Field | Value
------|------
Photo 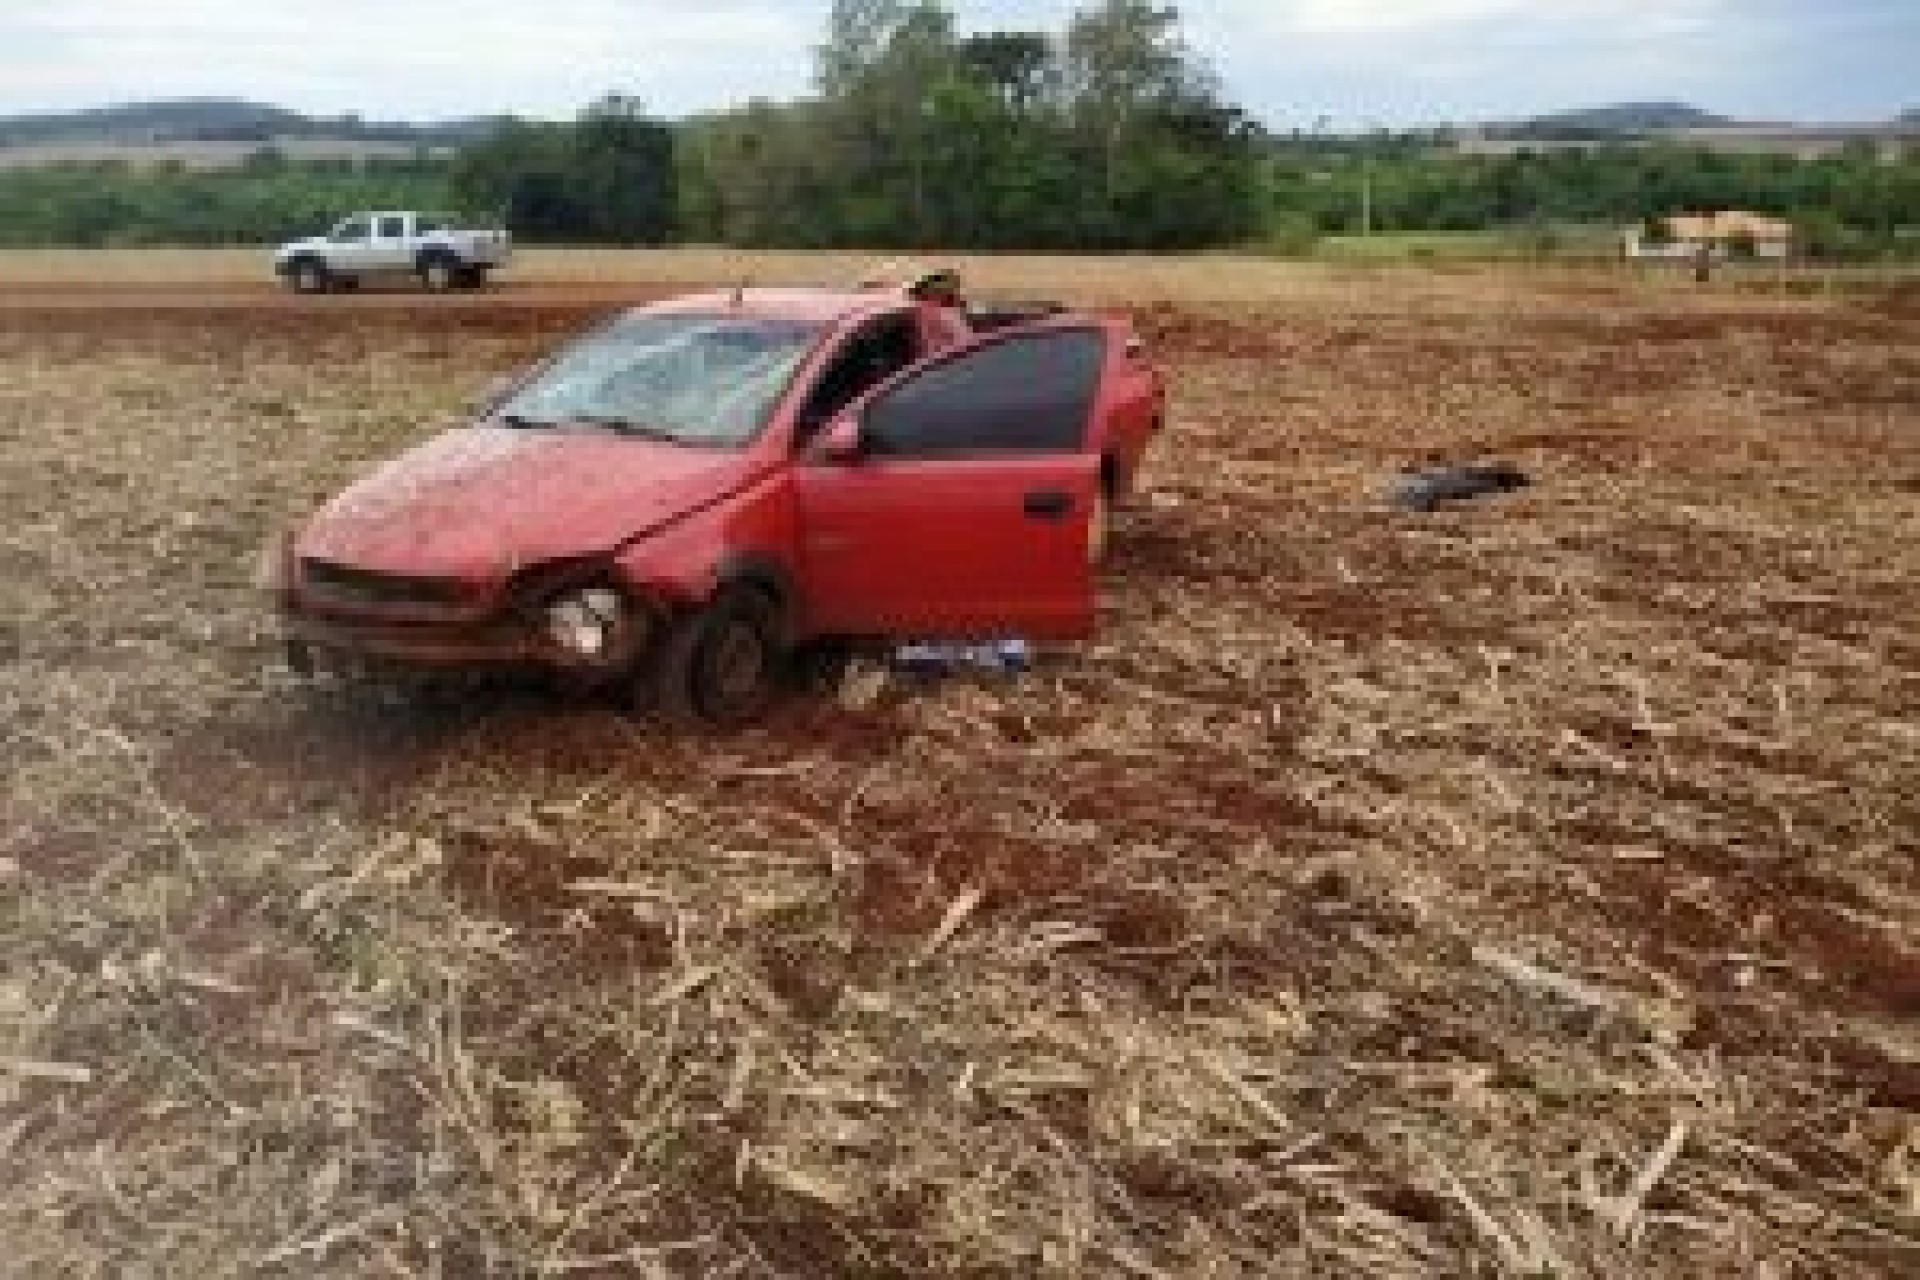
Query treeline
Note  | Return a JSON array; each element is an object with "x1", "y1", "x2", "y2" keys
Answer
[
  {"x1": 0, "y1": 0, "x2": 1913, "y2": 257},
  {"x1": 0, "y1": 153, "x2": 453, "y2": 248},
  {"x1": 448, "y1": 0, "x2": 1264, "y2": 251},
  {"x1": 670, "y1": 0, "x2": 1263, "y2": 250},
  {"x1": 1270, "y1": 141, "x2": 1920, "y2": 258},
  {"x1": 0, "y1": 1, "x2": 1261, "y2": 253}
]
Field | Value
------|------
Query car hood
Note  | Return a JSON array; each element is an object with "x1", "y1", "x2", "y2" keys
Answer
[{"x1": 296, "y1": 426, "x2": 754, "y2": 578}]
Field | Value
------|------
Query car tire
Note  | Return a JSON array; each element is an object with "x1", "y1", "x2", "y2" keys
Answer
[
  {"x1": 289, "y1": 259, "x2": 331, "y2": 294},
  {"x1": 649, "y1": 587, "x2": 783, "y2": 728},
  {"x1": 419, "y1": 256, "x2": 461, "y2": 293},
  {"x1": 458, "y1": 266, "x2": 489, "y2": 291},
  {"x1": 785, "y1": 637, "x2": 856, "y2": 694}
]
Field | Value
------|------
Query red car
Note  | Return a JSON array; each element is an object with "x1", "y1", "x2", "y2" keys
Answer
[{"x1": 268, "y1": 284, "x2": 1164, "y2": 724}]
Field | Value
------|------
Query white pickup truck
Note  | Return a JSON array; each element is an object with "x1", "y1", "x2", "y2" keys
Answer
[{"x1": 273, "y1": 211, "x2": 512, "y2": 293}]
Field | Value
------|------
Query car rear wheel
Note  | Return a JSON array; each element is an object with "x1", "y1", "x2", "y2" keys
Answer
[
  {"x1": 420, "y1": 256, "x2": 461, "y2": 292},
  {"x1": 289, "y1": 260, "x2": 331, "y2": 294},
  {"x1": 649, "y1": 587, "x2": 783, "y2": 727}
]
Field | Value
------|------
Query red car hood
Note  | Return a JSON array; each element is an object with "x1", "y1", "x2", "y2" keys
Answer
[{"x1": 297, "y1": 426, "x2": 753, "y2": 577}]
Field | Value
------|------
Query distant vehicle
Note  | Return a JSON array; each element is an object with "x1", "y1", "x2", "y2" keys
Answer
[
  {"x1": 272, "y1": 211, "x2": 511, "y2": 293},
  {"x1": 265, "y1": 277, "x2": 1166, "y2": 725}
]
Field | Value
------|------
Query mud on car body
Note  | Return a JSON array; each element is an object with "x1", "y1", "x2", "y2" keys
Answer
[{"x1": 266, "y1": 280, "x2": 1165, "y2": 725}]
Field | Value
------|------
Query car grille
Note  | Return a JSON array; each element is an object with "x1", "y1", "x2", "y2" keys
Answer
[{"x1": 300, "y1": 559, "x2": 469, "y2": 611}]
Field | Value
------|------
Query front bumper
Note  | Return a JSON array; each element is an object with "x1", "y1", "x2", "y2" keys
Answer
[
  {"x1": 283, "y1": 610, "x2": 540, "y2": 669},
  {"x1": 278, "y1": 596, "x2": 653, "y2": 684}
]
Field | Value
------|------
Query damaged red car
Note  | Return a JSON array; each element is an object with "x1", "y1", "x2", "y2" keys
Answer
[{"x1": 266, "y1": 283, "x2": 1164, "y2": 724}]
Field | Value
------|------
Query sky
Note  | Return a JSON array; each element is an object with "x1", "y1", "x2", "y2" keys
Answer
[{"x1": 0, "y1": 1, "x2": 1912, "y2": 129}]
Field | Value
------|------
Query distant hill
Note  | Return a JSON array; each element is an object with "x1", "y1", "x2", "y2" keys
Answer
[
  {"x1": 0, "y1": 98, "x2": 507, "y2": 149},
  {"x1": 1493, "y1": 102, "x2": 1744, "y2": 140}
]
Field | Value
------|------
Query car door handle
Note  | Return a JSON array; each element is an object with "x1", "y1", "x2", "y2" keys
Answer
[{"x1": 1023, "y1": 490, "x2": 1074, "y2": 520}]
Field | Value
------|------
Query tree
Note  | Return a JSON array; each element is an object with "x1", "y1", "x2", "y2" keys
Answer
[
  {"x1": 451, "y1": 119, "x2": 575, "y2": 236},
  {"x1": 1063, "y1": 1, "x2": 1188, "y2": 197},
  {"x1": 449, "y1": 99, "x2": 676, "y2": 244},
  {"x1": 817, "y1": 0, "x2": 909, "y2": 98},
  {"x1": 959, "y1": 31, "x2": 1054, "y2": 109},
  {"x1": 572, "y1": 94, "x2": 676, "y2": 244}
]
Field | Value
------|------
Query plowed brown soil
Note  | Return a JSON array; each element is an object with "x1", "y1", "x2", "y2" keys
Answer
[{"x1": 2, "y1": 261, "x2": 1915, "y2": 1276}]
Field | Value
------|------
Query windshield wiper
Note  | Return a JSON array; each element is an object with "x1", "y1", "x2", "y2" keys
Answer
[
  {"x1": 568, "y1": 415, "x2": 683, "y2": 443},
  {"x1": 497, "y1": 412, "x2": 556, "y2": 430}
]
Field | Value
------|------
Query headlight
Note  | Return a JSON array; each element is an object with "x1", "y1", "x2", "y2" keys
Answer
[{"x1": 544, "y1": 588, "x2": 627, "y2": 659}]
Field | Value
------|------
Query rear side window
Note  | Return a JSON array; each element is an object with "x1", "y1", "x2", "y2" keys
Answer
[
  {"x1": 376, "y1": 215, "x2": 407, "y2": 238},
  {"x1": 864, "y1": 329, "x2": 1105, "y2": 458}
]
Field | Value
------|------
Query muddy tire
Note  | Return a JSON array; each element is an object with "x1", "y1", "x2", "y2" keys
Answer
[
  {"x1": 649, "y1": 587, "x2": 783, "y2": 728},
  {"x1": 785, "y1": 638, "x2": 856, "y2": 694}
]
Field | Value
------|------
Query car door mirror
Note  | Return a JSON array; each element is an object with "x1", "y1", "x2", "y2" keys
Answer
[{"x1": 815, "y1": 414, "x2": 865, "y2": 463}]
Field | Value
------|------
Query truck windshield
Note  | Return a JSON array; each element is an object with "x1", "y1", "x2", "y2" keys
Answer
[{"x1": 495, "y1": 312, "x2": 819, "y2": 447}]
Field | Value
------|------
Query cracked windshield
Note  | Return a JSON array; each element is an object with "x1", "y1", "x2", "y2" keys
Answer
[{"x1": 497, "y1": 312, "x2": 819, "y2": 445}]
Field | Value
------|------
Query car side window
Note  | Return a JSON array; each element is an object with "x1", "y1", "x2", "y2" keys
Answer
[
  {"x1": 332, "y1": 217, "x2": 371, "y2": 242},
  {"x1": 863, "y1": 329, "x2": 1105, "y2": 458},
  {"x1": 376, "y1": 215, "x2": 408, "y2": 239},
  {"x1": 796, "y1": 313, "x2": 921, "y2": 440}
]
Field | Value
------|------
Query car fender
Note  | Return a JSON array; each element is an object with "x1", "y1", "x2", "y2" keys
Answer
[{"x1": 610, "y1": 468, "x2": 800, "y2": 623}]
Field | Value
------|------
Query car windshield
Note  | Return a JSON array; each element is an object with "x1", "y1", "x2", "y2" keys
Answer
[{"x1": 495, "y1": 312, "x2": 819, "y2": 447}]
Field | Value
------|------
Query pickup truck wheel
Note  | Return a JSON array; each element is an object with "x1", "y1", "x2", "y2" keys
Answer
[
  {"x1": 419, "y1": 256, "x2": 461, "y2": 293},
  {"x1": 457, "y1": 266, "x2": 489, "y2": 290},
  {"x1": 650, "y1": 587, "x2": 783, "y2": 728},
  {"x1": 288, "y1": 260, "x2": 331, "y2": 294}
]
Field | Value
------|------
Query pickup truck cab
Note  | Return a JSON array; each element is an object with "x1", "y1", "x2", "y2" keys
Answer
[
  {"x1": 273, "y1": 211, "x2": 511, "y2": 293},
  {"x1": 268, "y1": 283, "x2": 1165, "y2": 724}
]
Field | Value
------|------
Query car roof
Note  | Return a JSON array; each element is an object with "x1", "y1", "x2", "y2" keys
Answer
[{"x1": 635, "y1": 288, "x2": 903, "y2": 328}]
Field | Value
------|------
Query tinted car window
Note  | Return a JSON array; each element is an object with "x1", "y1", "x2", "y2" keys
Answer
[
  {"x1": 798, "y1": 313, "x2": 920, "y2": 435},
  {"x1": 376, "y1": 215, "x2": 407, "y2": 238},
  {"x1": 864, "y1": 329, "x2": 1104, "y2": 458}
]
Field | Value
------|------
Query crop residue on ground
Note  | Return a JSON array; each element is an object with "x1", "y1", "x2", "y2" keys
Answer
[{"x1": 1, "y1": 261, "x2": 1916, "y2": 1276}]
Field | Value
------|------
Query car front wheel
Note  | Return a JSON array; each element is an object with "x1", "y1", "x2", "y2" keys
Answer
[{"x1": 648, "y1": 587, "x2": 782, "y2": 727}]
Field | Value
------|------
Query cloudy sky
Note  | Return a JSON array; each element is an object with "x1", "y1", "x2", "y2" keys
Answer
[{"x1": 1, "y1": 1, "x2": 1912, "y2": 127}]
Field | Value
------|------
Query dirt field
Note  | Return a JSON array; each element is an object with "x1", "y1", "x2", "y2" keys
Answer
[{"x1": 1, "y1": 255, "x2": 1916, "y2": 1276}]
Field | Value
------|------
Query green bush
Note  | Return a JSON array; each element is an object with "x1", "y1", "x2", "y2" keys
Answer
[{"x1": 1258, "y1": 213, "x2": 1322, "y2": 257}]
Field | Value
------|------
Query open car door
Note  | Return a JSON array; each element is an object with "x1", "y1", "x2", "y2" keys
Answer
[{"x1": 793, "y1": 327, "x2": 1106, "y2": 642}]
